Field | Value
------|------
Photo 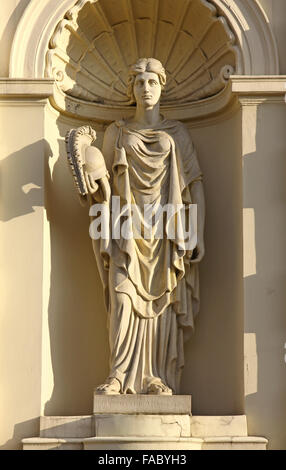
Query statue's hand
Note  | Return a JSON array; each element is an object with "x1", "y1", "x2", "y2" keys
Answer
[
  {"x1": 86, "y1": 173, "x2": 111, "y2": 202},
  {"x1": 98, "y1": 176, "x2": 111, "y2": 201},
  {"x1": 190, "y1": 238, "x2": 205, "y2": 264},
  {"x1": 84, "y1": 145, "x2": 110, "y2": 200}
]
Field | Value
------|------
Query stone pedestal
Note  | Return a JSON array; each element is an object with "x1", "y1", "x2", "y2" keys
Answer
[
  {"x1": 87, "y1": 394, "x2": 197, "y2": 450},
  {"x1": 93, "y1": 394, "x2": 192, "y2": 414},
  {"x1": 22, "y1": 394, "x2": 268, "y2": 450}
]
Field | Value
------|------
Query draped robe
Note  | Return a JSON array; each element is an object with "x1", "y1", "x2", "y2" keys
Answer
[{"x1": 90, "y1": 118, "x2": 203, "y2": 394}]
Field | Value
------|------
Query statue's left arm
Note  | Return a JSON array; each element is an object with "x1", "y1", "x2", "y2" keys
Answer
[{"x1": 175, "y1": 121, "x2": 205, "y2": 263}]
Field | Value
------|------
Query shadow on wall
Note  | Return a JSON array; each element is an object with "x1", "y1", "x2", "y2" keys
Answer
[
  {"x1": 0, "y1": 140, "x2": 50, "y2": 222},
  {"x1": 180, "y1": 112, "x2": 244, "y2": 416},
  {"x1": 243, "y1": 103, "x2": 286, "y2": 450},
  {"x1": 43, "y1": 116, "x2": 109, "y2": 416},
  {"x1": 0, "y1": 140, "x2": 50, "y2": 450},
  {"x1": 0, "y1": 134, "x2": 108, "y2": 447},
  {"x1": 0, "y1": 418, "x2": 40, "y2": 450}
]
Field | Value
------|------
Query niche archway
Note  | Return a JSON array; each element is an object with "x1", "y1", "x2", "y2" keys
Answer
[{"x1": 10, "y1": 0, "x2": 279, "y2": 122}]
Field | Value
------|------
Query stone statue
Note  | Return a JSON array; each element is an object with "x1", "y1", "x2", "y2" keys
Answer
[{"x1": 66, "y1": 58, "x2": 205, "y2": 396}]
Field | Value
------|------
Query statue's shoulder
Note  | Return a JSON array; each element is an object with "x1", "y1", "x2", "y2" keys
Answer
[
  {"x1": 164, "y1": 119, "x2": 192, "y2": 142},
  {"x1": 103, "y1": 121, "x2": 122, "y2": 143},
  {"x1": 168, "y1": 118, "x2": 188, "y2": 131},
  {"x1": 104, "y1": 119, "x2": 127, "y2": 134}
]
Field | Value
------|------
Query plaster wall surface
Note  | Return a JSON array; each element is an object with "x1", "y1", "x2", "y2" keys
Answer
[
  {"x1": 41, "y1": 107, "x2": 110, "y2": 416},
  {"x1": 181, "y1": 112, "x2": 244, "y2": 416},
  {"x1": 242, "y1": 101, "x2": 286, "y2": 450},
  {"x1": 0, "y1": 101, "x2": 46, "y2": 449}
]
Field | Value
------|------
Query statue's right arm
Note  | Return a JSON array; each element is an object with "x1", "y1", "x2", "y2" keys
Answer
[{"x1": 101, "y1": 122, "x2": 118, "y2": 175}]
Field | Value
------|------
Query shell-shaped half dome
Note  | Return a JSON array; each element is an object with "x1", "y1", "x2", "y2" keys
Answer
[{"x1": 47, "y1": 0, "x2": 239, "y2": 108}]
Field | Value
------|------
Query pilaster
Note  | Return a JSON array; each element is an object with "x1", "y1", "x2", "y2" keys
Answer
[
  {"x1": 0, "y1": 79, "x2": 54, "y2": 448},
  {"x1": 231, "y1": 76, "x2": 286, "y2": 448}
]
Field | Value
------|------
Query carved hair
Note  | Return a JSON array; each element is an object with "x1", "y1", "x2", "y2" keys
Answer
[{"x1": 127, "y1": 58, "x2": 167, "y2": 103}]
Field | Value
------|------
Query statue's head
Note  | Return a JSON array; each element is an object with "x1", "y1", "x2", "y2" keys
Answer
[{"x1": 127, "y1": 58, "x2": 166, "y2": 107}]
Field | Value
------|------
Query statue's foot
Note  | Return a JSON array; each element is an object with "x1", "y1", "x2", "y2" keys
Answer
[
  {"x1": 147, "y1": 379, "x2": 173, "y2": 396},
  {"x1": 95, "y1": 377, "x2": 121, "y2": 395}
]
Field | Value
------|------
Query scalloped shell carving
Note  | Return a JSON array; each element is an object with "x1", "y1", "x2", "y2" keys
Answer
[{"x1": 46, "y1": 0, "x2": 239, "y2": 107}]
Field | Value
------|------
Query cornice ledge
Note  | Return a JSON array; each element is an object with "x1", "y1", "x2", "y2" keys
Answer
[
  {"x1": 0, "y1": 79, "x2": 55, "y2": 98},
  {"x1": 231, "y1": 76, "x2": 286, "y2": 96},
  {"x1": 50, "y1": 80, "x2": 236, "y2": 125}
]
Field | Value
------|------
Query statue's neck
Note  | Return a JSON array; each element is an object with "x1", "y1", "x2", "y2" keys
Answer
[{"x1": 134, "y1": 102, "x2": 161, "y2": 128}]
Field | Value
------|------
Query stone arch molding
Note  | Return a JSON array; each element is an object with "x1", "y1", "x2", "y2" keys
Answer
[{"x1": 10, "y1": 0, "x2": 279, "y2": 122}]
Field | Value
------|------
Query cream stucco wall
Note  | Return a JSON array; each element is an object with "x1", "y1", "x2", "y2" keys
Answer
[
  {"x1": 1, "y1": 0, "x2": 286, "y2": 451},
  {"x1": 41, "y1": 107, "x2": 110, "y2": 416},
  {"x1": 241, "y1": 100, "x2": 286, "y2": 449},
  {"x1": 181, "y1": 112, "x2": 244, "y2": 415},
  {"x1": 0, "y1": 100, "x2": 46, "y2": 449}
]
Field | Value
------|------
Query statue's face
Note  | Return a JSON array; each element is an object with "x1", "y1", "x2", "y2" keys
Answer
[{"x1": 133, "y1": 71, "x2": 162, "y2": 107}]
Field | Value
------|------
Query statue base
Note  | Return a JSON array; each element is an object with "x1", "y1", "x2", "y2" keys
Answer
[
  {"x1": 22, "y1": 394, "x2": 268, "y2": 450},
  {"x1": 93, "y1": 393, "x2": 192, "y2": 414}
]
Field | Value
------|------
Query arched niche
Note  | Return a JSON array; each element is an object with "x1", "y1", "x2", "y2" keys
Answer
[
  {"x1": 9, "y1": 0, "x2": 279, "y2": 123},
  {"x1": 7, "y1": 0, "x2": 267, "y2": 414}
]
